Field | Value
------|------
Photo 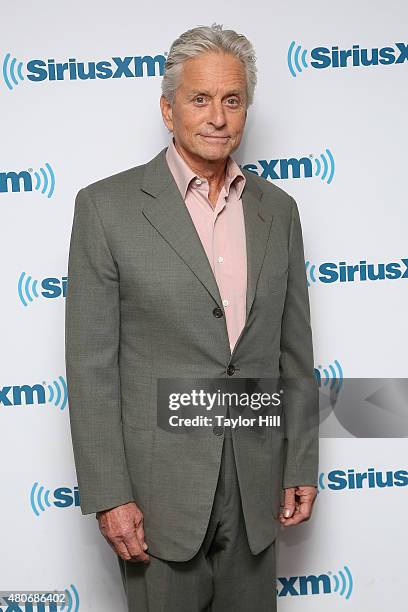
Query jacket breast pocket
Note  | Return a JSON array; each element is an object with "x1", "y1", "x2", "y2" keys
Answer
[
  {"x1": 263, "y1": 268, "x2": 288, "y2": 294},
  {"x1": 257, "y1": 267, "x2": 289, "y2": 298}
]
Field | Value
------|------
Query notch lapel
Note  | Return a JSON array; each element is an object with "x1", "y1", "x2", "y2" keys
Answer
[
  {"x1": 241, "y1": 175, "x2": 274, "y2": 323},
  {"x1": 141, "y1": 148, "x2": 223, "y2": 307}
]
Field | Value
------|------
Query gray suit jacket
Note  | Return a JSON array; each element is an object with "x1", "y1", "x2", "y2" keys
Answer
[{"x1": 65, "y1": 146, "x2": 319, "y2": 562}]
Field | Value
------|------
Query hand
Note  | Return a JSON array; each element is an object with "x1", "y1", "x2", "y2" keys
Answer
[
  {"x1": 278, "y1": 485, "x2": 317, "y2": 527},
  {"x1": 96, "y1": 501, "x2": 150, "y2": 563}
]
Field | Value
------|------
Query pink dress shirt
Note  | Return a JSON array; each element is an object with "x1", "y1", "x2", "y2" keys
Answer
[{"x1": 165, "y1": 138, "x2": 247, "y2": 353}]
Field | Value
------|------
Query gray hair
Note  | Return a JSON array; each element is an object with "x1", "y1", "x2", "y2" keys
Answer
[{"x1": 161, "y1": 23, "x2": 257, "y2": 107}]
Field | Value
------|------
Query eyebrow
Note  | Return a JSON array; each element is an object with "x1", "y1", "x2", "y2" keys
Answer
[{"x1": 188, "y1": 90, "x2": 244, "y2": 98}]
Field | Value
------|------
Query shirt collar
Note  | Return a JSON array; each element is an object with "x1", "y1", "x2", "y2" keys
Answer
[{"x1": 165, "y1": 137, "x2": 246, "y2": 201}]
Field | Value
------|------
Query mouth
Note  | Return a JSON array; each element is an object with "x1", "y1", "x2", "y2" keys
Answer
[{"x1": 199, "y1": 134, "x2": 230, "y2": 143}]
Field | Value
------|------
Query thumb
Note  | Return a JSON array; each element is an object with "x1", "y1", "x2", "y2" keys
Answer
[
  {"x1": 283, "y1": 487, "x2": 296, "y2": 518},
  {"x1": 135, "y1": 517, "x2": 148, "y2": 550}
]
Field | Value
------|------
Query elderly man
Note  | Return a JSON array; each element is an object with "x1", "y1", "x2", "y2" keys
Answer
[{"x1": 65, "y1": 23, "x2": 319, "y2": 612}]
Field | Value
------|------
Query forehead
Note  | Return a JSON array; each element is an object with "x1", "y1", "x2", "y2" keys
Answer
[{"x1": 179, "y1": 52, "x2": 246, "y2": 93}]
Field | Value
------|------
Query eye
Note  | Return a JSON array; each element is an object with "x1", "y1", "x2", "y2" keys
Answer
[
  {"x1": 193, "y1": 95, "x2": 207, "y2": 105},
  {"x1": 225, "y1": 97, "x2": 241, "y2": 107}
]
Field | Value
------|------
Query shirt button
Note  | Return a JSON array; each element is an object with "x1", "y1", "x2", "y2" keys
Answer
[
  {"x1": 195, "y1": 178, "x2": 202, "y2": 186},
  {"x1": 217, "y1": 256, "x2": 224, "y2": 263},
  {"x1": 222, "y1": 299, "x2": 229, "y2": 307}
]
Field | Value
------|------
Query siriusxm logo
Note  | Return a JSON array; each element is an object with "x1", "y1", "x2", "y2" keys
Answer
[
  {"x1": 0, "y1": 584, "x2": 79, "y2": 612},
  {"x1": 306, "y1": 258, "x2": 408, "y2": 285},
  {"x1": 18, "y1": 272, "x2": 67, "y2": 306},
  {"x1": 0, "y1": 375, "x2": 67, "y2": 410},
  {"x1": 242, "y1": 149, "x2": 335, "y2": 184},
  {"x1": 288, "y1": 40, "x2": 408, "y2": 76},
  {"x1": 278, "y1": 564, "x2": 353, "y2": 599},
  {"x1": 2, "y1": 52, "x2": 165, "y2": 90},
  {"x1": 30, "y1": 482, "x2": 80, "y2": 516},
  {"x1": 319, "y1": 468, "x2": 408, "y2": 491},
  {"x1": 0, "y1": 164, "x2": 55, "y2": 198}
]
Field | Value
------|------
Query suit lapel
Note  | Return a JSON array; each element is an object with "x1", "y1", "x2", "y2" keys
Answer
[
  {"x1": 140, "y1": 147, "x2": 274, "y2": 351},
  {"x1": 141, "y1": 148, "x2": 224, "y2": 307},
  {"x1": 241, "y1": 178, "x2": 274, "y2": 322}
]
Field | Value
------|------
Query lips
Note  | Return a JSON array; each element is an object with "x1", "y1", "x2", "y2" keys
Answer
[{"x1": 200, "y1": 134, "x2": 230, "y2": 140}]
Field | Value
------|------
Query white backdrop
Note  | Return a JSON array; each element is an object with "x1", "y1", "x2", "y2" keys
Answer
[{"x1": 1, "y1": 1, "x2": 407, "y2": 610}]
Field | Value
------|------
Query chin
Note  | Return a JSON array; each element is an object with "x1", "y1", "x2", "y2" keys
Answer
[{"x1": 197, "y1": 145, "x2": 231, "y2": 161}]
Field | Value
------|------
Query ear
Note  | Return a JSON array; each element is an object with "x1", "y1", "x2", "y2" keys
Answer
[{"x1": 160, "y1": 95, "x2": 173, "y2": 131}]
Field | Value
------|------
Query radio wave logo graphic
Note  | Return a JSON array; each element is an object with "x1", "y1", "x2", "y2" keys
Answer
[
  {"x1": 18, "y1": 271, "x2": 40, "y2": 306},
  {"x1": 60, "y1": 584, "x2": 80, "y2": 612},
  {"x1": 47, "y1": 375, "x2": 68, "y2": 410},
  {"x1": 2, "y1": 52, "x2": 25, "y2": 90},
  {"x1": 288, "y1": 41, "x2": 309, "y2": 77},
  {"x1": 318, "y1": 471, "x2": 326, "y2": 491},
  {"x1": 314, "y1": 359, "x2": 343, "y2": 392},
  {"x1": 32, "y1": 162, "x2": 56, "y2": 198},
  {"x1": 327, "y1": 565, "x2": 353, "y2": 599},
  {"x1": 305, "y1": 260, "x2": 317, "y2": 286},
  {"x1": 313, "y1": 149, "x2": 335, "y2": 184},
  {"x1": 30, "y1": 481, "x2": 52, "y2": 516}
]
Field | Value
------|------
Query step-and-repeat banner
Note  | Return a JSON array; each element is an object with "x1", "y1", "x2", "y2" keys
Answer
[{"x1": 2, "y1": 1, "x2": 407, "y2": 610}]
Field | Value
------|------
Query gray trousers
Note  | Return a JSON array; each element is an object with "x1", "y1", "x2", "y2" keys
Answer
[{"x1": 118, "y1": 432, "x2": 277, "y2": 611}]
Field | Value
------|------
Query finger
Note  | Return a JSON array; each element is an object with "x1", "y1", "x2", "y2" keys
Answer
[
  {"x1": 113, "y1": 535, "x2": 150, "y2": 563},
  {"x1": 297, "y1": 487, "x2": 318, "y2": 506},
  {"x1": 121, "y1": 531, "x2": 150, "y2": 563},
  {"x1": 112, "y1": 539, "x2": 135, "y2": 561},
  {"x1": 281, "y1": 488, "x2": 296, "y2": 518},
  {"x1": 298, "y1": 497, "x2": 314, "y2": 518},
  {"x1": 280, "y1": 502, "x2": 313, "y2": 526},
  {"x1": 135, "y1": 521, "x2": 148, "y2": 551}
]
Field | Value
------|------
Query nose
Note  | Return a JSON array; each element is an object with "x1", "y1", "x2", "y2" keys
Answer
[{"x1": 207, "y1": 99, "x2": 227, "y2": 129}]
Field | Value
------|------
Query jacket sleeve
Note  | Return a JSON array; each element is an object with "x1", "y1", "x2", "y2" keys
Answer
[
  {"x1": 279, "y1": 197, "x2": 319, "y2": 488},
  {"x1": 65, "y1": 187, "x2": 135, "y2": 514}
]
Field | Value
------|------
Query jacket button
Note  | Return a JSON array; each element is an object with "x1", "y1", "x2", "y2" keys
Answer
[
  {"x1": 213, "y1": 425, "x2": 224, "y2": 436},
  {"x1": 226, "y1": 365, "x2": 236, "y2": 376},
  {"x1": 213, "y1": 307, "x2": 223, "y2": 318}
]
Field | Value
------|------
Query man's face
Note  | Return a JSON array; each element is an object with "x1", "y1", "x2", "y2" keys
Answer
[{"x1": 160, "y1": 51, "x2": 248, "y2": 164}]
